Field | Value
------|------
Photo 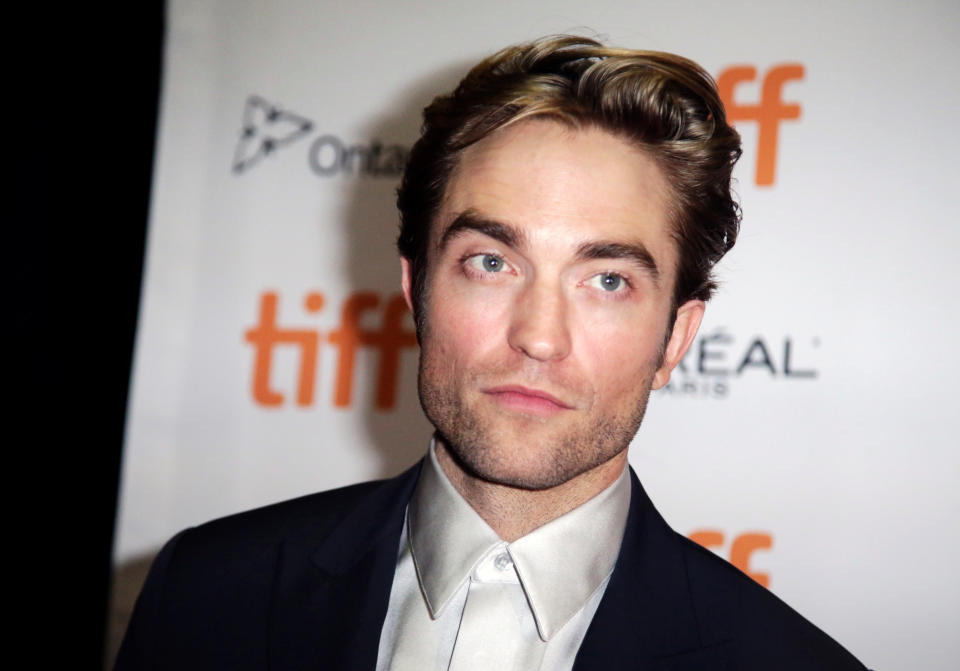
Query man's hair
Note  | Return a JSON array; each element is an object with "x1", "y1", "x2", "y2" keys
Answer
[{"x1": 397, "y1": 35, "x2": 742, "y2": 325}]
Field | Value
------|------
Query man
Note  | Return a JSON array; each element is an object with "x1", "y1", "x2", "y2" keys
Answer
[{"x1": 117, "y1": 36, "x2": 868, "y2": 670}]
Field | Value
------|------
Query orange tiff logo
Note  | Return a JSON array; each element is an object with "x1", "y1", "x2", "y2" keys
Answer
[
  {"x1": 717, "y1": 64, "x2": 804, "y2": 186},
  {"x1": 689, "y1": 529, "x2": 773, "y2": 587},
  {"x1": 245, "y1": 290, "x2": 417, "y2": 410}
]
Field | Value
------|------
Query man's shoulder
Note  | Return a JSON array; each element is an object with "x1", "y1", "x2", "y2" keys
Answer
[
  {"x1": 116, "y1": 464, "x2": 421, "y2": 669},
  {"x1": 150, "y1": 462, "x2": 421, "y2": 589},
  {"x1": 673, "y1": 532, "x2": 867, "y2": 669}
]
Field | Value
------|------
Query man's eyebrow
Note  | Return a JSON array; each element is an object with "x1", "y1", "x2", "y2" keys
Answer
[
  {"x1": 438, "y1": 212, "x2": 660, "y2": 284},
  {"x1": 576, "y1": 241, "x2": 661, "y2": 285},
  {"x1": 437, "y1": 210, "x2": 526, "y2": 251}
]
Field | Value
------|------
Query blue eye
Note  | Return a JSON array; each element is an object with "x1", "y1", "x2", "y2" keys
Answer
[
  {"x1": 482, "y1": 255, "x2": 502, "y2": 272},
  {"x1": 586, "y1": 272, "x2": 627, "y2": 292},
  {"x1": 466, "y1": 254, "x2": 508, "y2": 274},
  {"x1": 600, "y1": 274, "x2": 621, "y2": 291}
]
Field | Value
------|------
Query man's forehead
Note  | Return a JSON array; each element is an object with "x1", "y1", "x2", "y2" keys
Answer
[
  {"x1": 434, "y1": 120, "x2": 674, "y2": 240},
  {"x1": 419, "y1": 120, "x2": 683, "y2": 303}
]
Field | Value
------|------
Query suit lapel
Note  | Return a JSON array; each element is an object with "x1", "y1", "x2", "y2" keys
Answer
[
  {"x1": 269, "y1": 462, "x2": 422, "y2": 671},
  {"x1": 573, "y1": 468, "x2": 732, "y2": 670},
  {"x1": 264, "y1": 462, "x2": 733, "y2": 670}
]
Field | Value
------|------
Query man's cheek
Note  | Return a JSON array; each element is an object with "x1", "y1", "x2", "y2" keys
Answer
[
  {"x1": 423, "y1": 324, "x2": 480, "y2": 375},
  {"x1": 443, "y1": 298, "x2": 509, "y2": 348},
  {"x1": 580, "y1": 325, "x2": 643, "y2": 364}
]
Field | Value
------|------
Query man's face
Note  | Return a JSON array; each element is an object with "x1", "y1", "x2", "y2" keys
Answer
[{"x1": 403, "y1": 119, "x2": 702, "y2": 490}]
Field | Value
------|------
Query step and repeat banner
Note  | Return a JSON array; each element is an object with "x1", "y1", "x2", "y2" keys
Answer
[{"x1": 115, "y1": 1, "x2": 959, "y2": 667}]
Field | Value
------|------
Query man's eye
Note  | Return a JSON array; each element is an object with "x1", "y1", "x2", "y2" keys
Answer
[
  {"x1": 466, "y1": 254, "x2": 507, "y2": 273},
  {"x1": 586, "y1": 272, "x2": 627, "y2": 292}
]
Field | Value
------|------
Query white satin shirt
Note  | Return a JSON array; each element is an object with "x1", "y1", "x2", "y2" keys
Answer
[{"x1": 375, "y1": 442, "x2": 631, "y2": 671}]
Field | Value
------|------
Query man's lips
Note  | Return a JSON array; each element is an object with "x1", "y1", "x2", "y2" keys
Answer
[{"x1": 481, "y1": 385, "x2": 574, "y2": 416}]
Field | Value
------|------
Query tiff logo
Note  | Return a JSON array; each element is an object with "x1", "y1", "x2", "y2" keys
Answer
[
  {"x1": 689, "y1": 530, "x2": 774, "y2": 587},
  {"x1": 244, "y1": 291, "x2": 417, "y2": 410},
  {"x1": 717, "y1": 64, "x2": 805, "y2": 186}
]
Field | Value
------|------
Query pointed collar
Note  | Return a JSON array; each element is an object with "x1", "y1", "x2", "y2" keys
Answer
[{"x1": 408, "y1": 442, "x2": 631, "y2": 641}]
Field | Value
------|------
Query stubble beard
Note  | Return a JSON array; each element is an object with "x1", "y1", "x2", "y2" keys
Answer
[{"x1": 417, "y1": 351, "x2": 655, "y2": 492}]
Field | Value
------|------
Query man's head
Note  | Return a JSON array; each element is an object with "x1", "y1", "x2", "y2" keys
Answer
[
  {"x1": 396, "y1": 36, "x2": 742, "y2": 491},
  {"x1": 398, "y1": 35, "x2": 742, "y2": 328}
]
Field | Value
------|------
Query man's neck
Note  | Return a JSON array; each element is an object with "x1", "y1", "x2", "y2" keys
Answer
[{"x1": 433, "y1": 440, "x2": 628, "y2": 542}]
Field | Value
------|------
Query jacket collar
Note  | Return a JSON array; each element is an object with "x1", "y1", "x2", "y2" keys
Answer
[
  {"x1": 309, "y1": 462, "x2": 422, "y2": 574},
  {"x1": 574, "y1": 467, "x2": 733, "y2": 670},
  {"x1": 269, "y1": 462, "x2": 422, "y2": 671}
]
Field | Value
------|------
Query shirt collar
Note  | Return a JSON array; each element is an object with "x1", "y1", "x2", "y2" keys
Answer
[{"x1": 408, "y1": 440, "x2": 631, "y2": 641}]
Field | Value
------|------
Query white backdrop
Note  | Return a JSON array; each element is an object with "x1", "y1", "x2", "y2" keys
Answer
[{"x1": 115, "y1": 1, "x2": 960, "y2": 668}]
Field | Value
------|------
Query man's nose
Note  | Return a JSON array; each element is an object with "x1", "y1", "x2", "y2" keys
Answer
[{"x1": 506, "y1": 282, "x2": 572, "y2": 362}]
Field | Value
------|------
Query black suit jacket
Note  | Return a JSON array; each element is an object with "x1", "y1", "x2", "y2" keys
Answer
[{"x1": 116, "y1": 462, "x2": 868, "y2": 670}]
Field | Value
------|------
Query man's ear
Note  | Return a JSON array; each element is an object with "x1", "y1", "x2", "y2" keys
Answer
[
  {"x1": 652, "y1": 299, "x2": 704, "y2": 390},
  {"x1": 400, "y1": 257, "x2": 415, "y2": 313}
]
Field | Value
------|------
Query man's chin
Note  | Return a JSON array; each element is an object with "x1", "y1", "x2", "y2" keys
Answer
[
  {"x1": 459, "y1": 461, "x2": 582, "y2": 492},
  {"x1": 439, "y1": 433, "x2": 617, "y2": 492}
]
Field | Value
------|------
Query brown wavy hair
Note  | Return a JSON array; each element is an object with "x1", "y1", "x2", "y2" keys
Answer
[{"x1": 397, "y1": 35, "x2": 742, "y2": 326}]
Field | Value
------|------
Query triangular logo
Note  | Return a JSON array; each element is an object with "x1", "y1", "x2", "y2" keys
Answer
[{"x1": 232, "y1": 95, "x2": 314, "y2": 173}]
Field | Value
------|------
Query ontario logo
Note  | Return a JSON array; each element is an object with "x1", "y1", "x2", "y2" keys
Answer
[
  {"x1": 231, "y1": 95, "x2": 409, "y2": 177},
  {"x1": 232, "y1": 96, "x2": 314, "y2": 173}
]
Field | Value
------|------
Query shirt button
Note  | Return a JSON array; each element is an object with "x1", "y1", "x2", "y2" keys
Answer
[{"x1": 494, "y1": 552, "x2": 512, "y2": 570}]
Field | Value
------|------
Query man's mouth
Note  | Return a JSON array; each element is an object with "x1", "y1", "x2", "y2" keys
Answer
[{"x1": 481, "y1": 385, "x2": 574, "y2": 417}]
